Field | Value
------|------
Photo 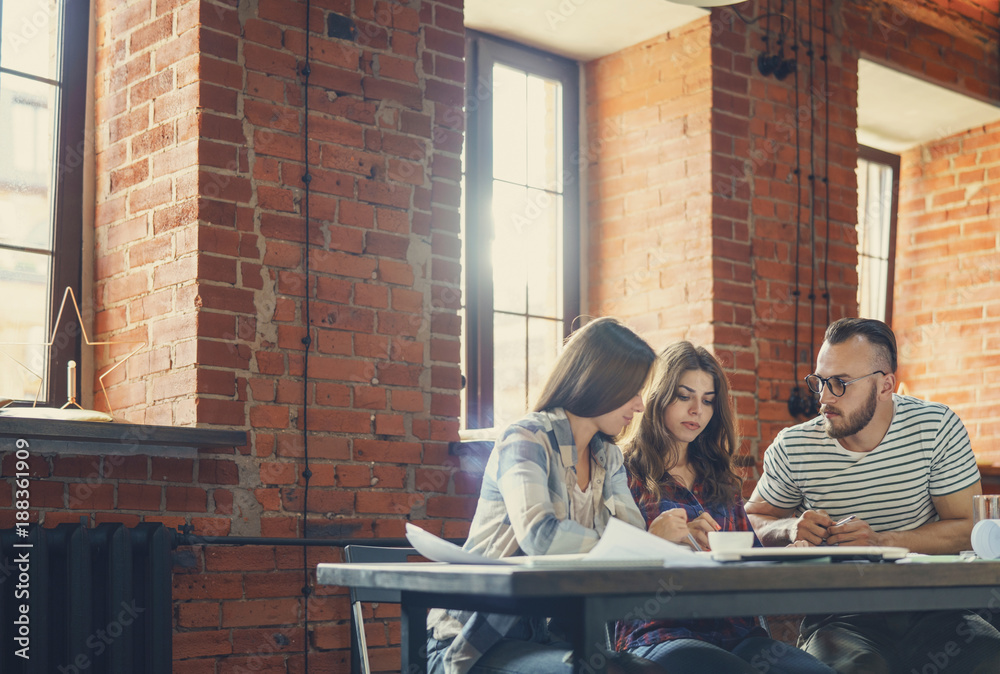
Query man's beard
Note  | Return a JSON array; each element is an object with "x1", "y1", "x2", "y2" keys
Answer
[{"x1": 823, "y1": 382, "x2": 878, "y2": 439}]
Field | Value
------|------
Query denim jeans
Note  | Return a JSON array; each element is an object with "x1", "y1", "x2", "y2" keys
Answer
[
  {"x1": 427, "y1": 625, "x2": 662, "y2": 674},
  {"x1": 427, "y1": 635, "x2": 576, "y2": 674}
]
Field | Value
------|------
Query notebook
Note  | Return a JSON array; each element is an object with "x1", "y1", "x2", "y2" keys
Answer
[{"x1": 709, "y1": 545, "x2": 909, "y2": 563}]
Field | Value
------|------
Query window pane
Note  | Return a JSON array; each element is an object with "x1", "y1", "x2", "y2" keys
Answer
[
  {"x1": 494, "y1": 312, "x2": 527, "y2": 428},
  {"x1": 463, "y1": 33, "x2": 579, "y2": 430},
  {"x1": 1, "y1": 0, "x2": 61, "y2": 81},
  {"x1": 527, "y1": 317, "x2": 561, "y2": 410},
  {"x1": 0, "y1": 73, "x2": 57, "y2": 250},
  {"x1": 526, "y1": 75, "x2": 561, "y2": 191},
  {"x1": 492, "y1": 181, "x2": 528, "y2": 314},
  {"x1": 492, "y1": 64, "x2": 527, "y2": 185},
  {"x1": 856, "y1": 158, "x2": 893, "y2": 322},
  {"x1": 0, "y1": 248, "x2": 51, "y2": 399},
  {"x1": 524, "y1": 188, "x2": 562, "y2": 318}
]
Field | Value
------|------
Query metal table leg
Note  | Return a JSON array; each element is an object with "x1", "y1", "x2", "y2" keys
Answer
[{"x1": 401, "y1": 592, "x2": 429, "y2": 674}]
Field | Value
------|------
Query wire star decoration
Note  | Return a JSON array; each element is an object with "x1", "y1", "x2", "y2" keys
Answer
[{"x1": 0, "y1": 286, "x2": 145, "y2": 418}]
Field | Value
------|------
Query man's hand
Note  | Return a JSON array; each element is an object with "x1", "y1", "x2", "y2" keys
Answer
[
  {"x1": 648, "y1": 508, "x2": 689, "y2": 544},
  {"x1": 792, "y1": 509, "x2": 835, "y2": 545},
  {"x1": 826, "y1": 517, "x2": 880, "y2": 546}
]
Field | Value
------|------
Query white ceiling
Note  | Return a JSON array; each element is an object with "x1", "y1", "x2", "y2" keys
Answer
[
  {"x1": 463, "y1": 0, "x2": 707, "y2": 61},
  {"x1": 465, "y1": 1, "x2": 1000, "y2": 155},
  {"x1": 857, "y1": 59, "x2": 1000, "y2": 153}
]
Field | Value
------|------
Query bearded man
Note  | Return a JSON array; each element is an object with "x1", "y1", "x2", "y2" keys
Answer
[{"x1": 746, "y1": 317, "x2": 1000, "y2": 673}]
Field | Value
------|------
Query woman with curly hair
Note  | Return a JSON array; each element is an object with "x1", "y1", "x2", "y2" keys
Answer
[{"x1": 617, "y1": 342, "x2": 833, "y2": 674}]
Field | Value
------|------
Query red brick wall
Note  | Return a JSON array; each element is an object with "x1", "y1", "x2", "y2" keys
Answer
[
  {"x1": 585, "y1": 18, "x2": 715, "y2": 348},
  {"x1": 710, "y1": 2, "x2": 863, "y2": 471},
  {"x1": 60, "y1": 0, "x2": 469, "y2": 670},
  {"x1": 8, "y1": 0, "x2": 1000, "y2": 671},
  {"x1": 93, "y1": 0, "x2": 202, "y2": 424},
  {"x1": 584, "y1": 0, "x2": 1000, "y2": 482},
  {"x1": 717, "y1": 0, "x2": 999, "y2": 474},
  {"x1": 895, "y1": 122, "x2": 1000, "y2": 460},
  {"x1": 717, "y1": 0, "x2": 1000, "y2": 472}
]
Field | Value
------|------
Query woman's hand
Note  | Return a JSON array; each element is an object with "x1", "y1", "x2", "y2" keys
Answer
[
  {"x1": 688, "y1": 511, "x2": 720, "y2": 550},
  {"x1": 648, "y1": 508, "x2": 689, "y2": 544}
]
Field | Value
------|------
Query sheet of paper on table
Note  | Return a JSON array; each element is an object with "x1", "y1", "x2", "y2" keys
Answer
[
  {"x1": 587, "y1": 517, "x2": 716, "y2": 566},
  {"x1": 405, "y1": 523, "x2": 519, "y2": 565},
  {"x1": 404, "y1": 520, "x2": 718, "y2": 567}
]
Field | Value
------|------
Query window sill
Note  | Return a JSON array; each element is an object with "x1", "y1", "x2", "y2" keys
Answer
[{"x1": 0, "y1": 417, "x2": 246, "y2": 456}]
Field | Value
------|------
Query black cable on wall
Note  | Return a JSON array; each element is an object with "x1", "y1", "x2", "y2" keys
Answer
[
  {"x1": 299, "y1": 0, "x2": 315, "y2": 669},
  {"x1": 807, "y1": 0, "x2": 817, "y2": 372},
  {"x1": 789, "y1": 0, "x2": 804, "y2": 414},
  {"x1": 821, "y1": 0, "x2": 832, "y2": 326}
]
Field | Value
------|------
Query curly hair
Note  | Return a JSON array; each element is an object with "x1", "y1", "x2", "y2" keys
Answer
[{"x1": 622, "y1": 342, "x2": 741, "y2": 506}]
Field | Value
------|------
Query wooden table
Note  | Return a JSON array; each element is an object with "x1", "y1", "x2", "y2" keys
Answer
[{"x1": 317, "y1": 560, "x2": 1000, "y2": 673}]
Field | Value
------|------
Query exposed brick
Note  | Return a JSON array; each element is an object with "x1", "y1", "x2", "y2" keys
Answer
[
  {"x1": 166, "y1": 486, "x2": 207, "y2": 512},
  {"x1": 118, "y1": 484, "x2": 162, "y2": 511}
]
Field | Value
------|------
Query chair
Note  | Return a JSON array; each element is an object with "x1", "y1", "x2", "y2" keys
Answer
[{"x1": 344, "y1": 545, "x2": 417, "y2": 674}]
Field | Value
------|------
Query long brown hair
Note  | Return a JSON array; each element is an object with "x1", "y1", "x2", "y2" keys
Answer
[
  {"x1": 533, "y1": 317, "x2": 655, "y2": 420},
  {"x1": 623, "y1": 342, "x2": 741, "y2": 505}
]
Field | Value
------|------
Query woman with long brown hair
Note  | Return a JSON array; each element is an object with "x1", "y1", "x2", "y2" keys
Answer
[
  {"x1": 617, "y1": 342, "x2": 834, "y2": 674},
  {"x1": 425, "y1": 317, "x2": 673, "y2": 674}
]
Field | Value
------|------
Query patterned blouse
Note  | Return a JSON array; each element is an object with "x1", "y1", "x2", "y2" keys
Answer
[
  {"x1": 615, "y1": 475, "x2": 768, "y2": 652},
  {"x1": 427, "y1": 408, "x2": 647, "y2": 674}
]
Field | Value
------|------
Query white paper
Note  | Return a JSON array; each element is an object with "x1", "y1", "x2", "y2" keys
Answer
[
  {"x1": 405, "y1": 522, "x2": 517, "y2": 565},
  {"x1": 406, "y1": 520, "x2": 717, "y2": 567},
  {"x1": 972, "y1": 519, "x2": 1000, "y2": 559},
  {"x1": 589, "y1": 517, "x2": 718, "y2": 567}
]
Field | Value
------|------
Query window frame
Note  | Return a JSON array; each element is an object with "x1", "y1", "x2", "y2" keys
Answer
[
  {"x1": 463, "y1": 31, "x2": 581, "y2": 430},
  {"x1": 856, "y1": 144, "x2": 899, "y2": 326},
  {"x1": 0, "y1": 0, "x2": 89, "y2": 406}
]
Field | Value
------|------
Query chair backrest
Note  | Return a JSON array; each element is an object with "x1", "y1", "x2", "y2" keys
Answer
[{"x1": 343, "y1": 545, "x2": 417, "y2": 674}]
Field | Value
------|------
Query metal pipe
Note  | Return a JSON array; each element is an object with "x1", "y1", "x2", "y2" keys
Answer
[{"x1": 171, "y1": 533, "x2": 464, "y2": 549}]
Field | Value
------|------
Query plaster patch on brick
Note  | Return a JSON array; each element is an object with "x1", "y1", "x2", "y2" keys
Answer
[
  {"x1": 229, "y1": 486, "x2": 263, "y2": 536},
  {"x1": 255, "y1": 272, "x2": 279, "y2": 346}
]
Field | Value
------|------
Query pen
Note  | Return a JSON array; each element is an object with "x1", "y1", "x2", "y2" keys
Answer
[
  {"x1": 820, "y1": 515, "x2": 856, "y2": 547},
  {"x1": 686, "y1": 533, "x2": 703, "y2": 552}
]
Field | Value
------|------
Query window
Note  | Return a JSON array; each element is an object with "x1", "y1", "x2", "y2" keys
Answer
[
  {"x1": 0, "y1": 0, "x2": 89, "y2": 405},
  {"x1": 855, "y1": 145, "x2": 899, "y2": 324},
  {"x1": 463, "y1": 32, "x2": 580, "y2": 430}
]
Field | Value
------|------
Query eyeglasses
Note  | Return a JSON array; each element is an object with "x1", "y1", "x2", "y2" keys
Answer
[{"x1": 804, "y1": 371, "x2": 885, "y2": 397}]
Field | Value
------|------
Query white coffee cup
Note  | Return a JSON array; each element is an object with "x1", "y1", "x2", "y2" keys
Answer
[{"x1": 707, "y1": 531, "x2": 754, "y2": 551}]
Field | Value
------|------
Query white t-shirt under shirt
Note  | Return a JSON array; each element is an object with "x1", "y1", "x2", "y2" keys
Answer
[
  {"x1": 755, "y1": 394, "x2": 980, "y2": 531},
  {"x1": 570, "y1": 479, "x2": 596, "y2": 530}
]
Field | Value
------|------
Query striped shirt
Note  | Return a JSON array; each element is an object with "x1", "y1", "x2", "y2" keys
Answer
[
  {"x1": 755, "y1": 394, "x2": 980, "y2": 531},
  {"x1": 427, "y1": 407, "x2": 647, "y2": 674}
]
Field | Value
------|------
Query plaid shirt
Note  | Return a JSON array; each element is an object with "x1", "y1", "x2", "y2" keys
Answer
[
  {"x1": 428, "y1": 408, "x2": 647, "y2": 674},
  {"x1": 615, "y1": 476, "x2": 767, "y2": 652}
]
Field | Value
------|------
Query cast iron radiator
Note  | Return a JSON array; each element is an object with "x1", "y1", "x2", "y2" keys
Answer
[{"x1": 0, "y1": 522, "x2": 172, "y2": 674}]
